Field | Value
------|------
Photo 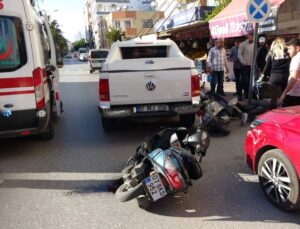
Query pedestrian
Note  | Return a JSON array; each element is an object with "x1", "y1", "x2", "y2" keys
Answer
[
  {"x1": 206, "y1": 38, "x2": 229, "y2": 96},
  {"x1": 256, "y1": 36, "x2": 268, "y2": 76},
  {"x1": 230, "y1": 39, "x2": 242, "y2": 100},
  {"x1": 279, "y1": 38, "x2": 300, "y2": 107},
  {"x1": 262, "y1": 37, "x2": 291, "y2": 93},
  {"x1": 238, "y1": 32, "x2": 254, "y2": 100}
]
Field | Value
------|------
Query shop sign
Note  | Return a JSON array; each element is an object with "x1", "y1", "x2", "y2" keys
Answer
[
  {"x1": 154, "y1": 6, "x2": 214, "y2": 32},
  {"x1": 258, "y1": 8, "x2": 278, "y2": 33},
  {"x1": 209, "y1": 7, "x2": 278, "y2": 38}
]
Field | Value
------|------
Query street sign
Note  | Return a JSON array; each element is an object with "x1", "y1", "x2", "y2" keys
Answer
[{"x1": 246, "y1": 0, "x2": 271, "y2": 23}]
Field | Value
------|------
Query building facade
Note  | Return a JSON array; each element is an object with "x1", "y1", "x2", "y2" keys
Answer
[{"x1": 85, "y1": 0, "x2": 158, "y2": 48}]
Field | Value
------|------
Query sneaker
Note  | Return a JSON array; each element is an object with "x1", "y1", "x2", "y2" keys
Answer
[{"x1": 241, "y1": 112, "x2": 248, "y2": 126}]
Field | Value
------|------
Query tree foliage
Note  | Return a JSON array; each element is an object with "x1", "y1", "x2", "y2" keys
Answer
[
  {"x1": 205, "y1": 0, "x2": 231, "y2": 22},
  {"x1": 105, "y1": 27, "x2": 122, "y2": 44},
  {"x1": 73, "y1": 39, "x2": 87, "y2": 50},
  {"x1": 49, "y1": 19, "x2": 68, "y2": 56}
]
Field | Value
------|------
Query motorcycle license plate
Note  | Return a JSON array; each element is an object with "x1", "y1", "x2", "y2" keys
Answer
[
  {"x1": 134, "y1": 104, "x2": 169, "y2": 113},
  {"x1": 143, "y1": 173, "x2": 167, "y2": 202}
]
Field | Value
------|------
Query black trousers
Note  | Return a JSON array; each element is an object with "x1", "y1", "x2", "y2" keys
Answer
[
  {"x1": 283, "y1": 95, "x2": 300, "y2": 107},
  {"x1": 234, "y1": 68, "x2": 241, "y2": 96},
  {"x1": 241, "y1": 65, "x2": 251, "y2": 98},
  {"x1": 268, "y1": 72, "x2": 289, "y2": 93}
]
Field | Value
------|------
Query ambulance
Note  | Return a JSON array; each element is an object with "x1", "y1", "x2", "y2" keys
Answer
[{"x1": 0, "y1": 0, "x2": 63, "y2": 139}]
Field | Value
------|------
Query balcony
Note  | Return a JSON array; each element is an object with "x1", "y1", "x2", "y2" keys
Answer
[
  {"x1": 125, "y1": 28, "x2": 137, "y2": 36},
  {"x1": 112, "y1": 11, "x2": 137, "y2": 19}
]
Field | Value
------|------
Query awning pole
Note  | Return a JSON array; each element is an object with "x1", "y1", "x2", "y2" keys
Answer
[{"x1": 248, "y1": 22, "x2": 259, "y2": 104}]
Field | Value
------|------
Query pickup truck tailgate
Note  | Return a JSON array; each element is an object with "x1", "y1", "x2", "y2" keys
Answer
[{"x1": 107, "y1": 58, "x2": 192, "y2": 105}]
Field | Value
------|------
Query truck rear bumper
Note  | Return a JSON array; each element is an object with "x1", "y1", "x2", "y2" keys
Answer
[
  {"x1": 0, "y1": 103, "x2": 51, "y2": 139},
  {"x1": 98, "y1": 102, "x2": 200, "y2": 118}
]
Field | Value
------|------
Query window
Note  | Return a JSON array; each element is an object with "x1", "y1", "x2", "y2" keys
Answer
[
  {"x1": 91, "y1": 50, "x2": 109, "y2": 58},
  {"x1": 0, "y1": 16, "x2": 27, "y2": 72},
  {"x1": 124, "y1": 20, "x2": 131, "y2": 28},
  {"x1": 121, "y1": 46, "x2": 167, "y2": 59},
  {"x1": 115, "y1": 20, "x2": 120, "y2": 29},
  {"x1": 142, "y1": 19, "x2": 153, "y2": 28}
]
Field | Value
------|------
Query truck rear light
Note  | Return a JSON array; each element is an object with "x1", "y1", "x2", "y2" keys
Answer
[
  {"x1": 191, "y1": 75, "x2": 200, "y2": 97},
  {"x1": 33, "y1": 67, "x2": 46, "y2": 109},
  {"x1": 99, "y1": 79, "x2": 110, "y2": 102}
]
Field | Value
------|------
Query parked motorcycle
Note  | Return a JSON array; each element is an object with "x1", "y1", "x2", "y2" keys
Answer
[{"x1": 115, "y1": 124, "x2": 210, "y2": 208}]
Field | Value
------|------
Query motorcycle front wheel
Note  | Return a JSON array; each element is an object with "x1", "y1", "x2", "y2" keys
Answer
[{"x1": 115, "y1": 182, "x2": 145, "y2": 202}]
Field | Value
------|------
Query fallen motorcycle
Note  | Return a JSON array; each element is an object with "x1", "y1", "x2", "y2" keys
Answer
[{"x1": 115, "y1": 125, "x2": 209, "y2": 208}]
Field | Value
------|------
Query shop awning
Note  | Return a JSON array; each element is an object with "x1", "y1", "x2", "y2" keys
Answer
[{"x1": 209, "y1": 0, "x2": 285, "y2": 39}]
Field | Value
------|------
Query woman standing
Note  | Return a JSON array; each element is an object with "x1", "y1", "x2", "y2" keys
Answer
[{"x1": 262, "y1": 37, "x2": 291, "y2": 93}]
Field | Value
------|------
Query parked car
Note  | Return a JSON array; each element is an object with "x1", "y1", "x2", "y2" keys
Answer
[
  {"x1": 79, "y1": 53, "x2": 89, "y2": 61},
  {"x1": 88, "y1": 49, "x2": 109, "y2": 73},
  {"x1": 65, "y1": 53, "x2": 72, "y2": 59},
  {"x1": 98, "y1": 37, "x2": 200, "y2": 131},
  {"x1": 245, "y1": 106, "x2": 300, "y2": 211}
]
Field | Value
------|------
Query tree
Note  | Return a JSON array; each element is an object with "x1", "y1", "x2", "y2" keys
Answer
[
  {"x1": 49, "y1": 18, "x2": 68, "y2": 57},
  {"x1": 105, "y1": 27, "x2": 122, "y2": 44},
  {"x1": 73, "y1": 39, "x2": 87, "y2": 51},
  {"x1": 205, "y1": 0, "x2": 231, "y2": 21}
]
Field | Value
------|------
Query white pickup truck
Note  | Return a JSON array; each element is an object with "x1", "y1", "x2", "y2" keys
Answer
[{"x1": 98, "y1": 38, "x2": 200, "y2": 131}]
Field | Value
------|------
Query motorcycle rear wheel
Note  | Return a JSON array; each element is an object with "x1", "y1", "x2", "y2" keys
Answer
[{"x1": 115, "y1": 182, "x2": 144, "y2": 202}]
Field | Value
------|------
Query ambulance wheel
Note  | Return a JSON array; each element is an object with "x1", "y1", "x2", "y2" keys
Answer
[
  {"x1": 90, "y1": 70, "x2": 93, "y2": 74},
  {"x1": 39, "y1": 116, "x2": 55, "y2": 140}
]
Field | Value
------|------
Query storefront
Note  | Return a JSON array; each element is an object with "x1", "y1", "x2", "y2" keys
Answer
[
  {"x1": 156, "y1": 6, "x2": 214, "y2": 60},
  {"x1": 208, "y1": 0, "x2": 286, "y2": 39}
]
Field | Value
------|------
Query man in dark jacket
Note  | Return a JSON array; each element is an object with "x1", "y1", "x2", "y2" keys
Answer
[{"x1": 256, "y1": 37, "x2": 268, "y2": 75}]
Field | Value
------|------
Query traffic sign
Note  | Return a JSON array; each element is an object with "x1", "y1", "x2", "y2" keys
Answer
[{"x1": 246, "y1": 0, "x2": 271, "y2": 23}]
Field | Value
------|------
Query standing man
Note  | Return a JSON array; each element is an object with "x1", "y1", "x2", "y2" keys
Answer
[
  {"x1": 256, "y1": 37, "x2": 268, "y2": 76},
  {"x1": 207, "y1": 38, "x2": 229, "y2": 96},
  {"x1": 230, "y1": 39, "x2": 242, "y2": 100},
  {"x1": 279, "y1": 38, "x2": 300, "y2": 107},
  {"x1": 238, "y1": 32, "x2": 254, "y2": 99}
]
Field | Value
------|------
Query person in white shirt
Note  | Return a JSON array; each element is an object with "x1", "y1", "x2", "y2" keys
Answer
[
  {"x1": 206, "y1": 38, "x2": 229, "y2": 96},
  {"x1": 279, "y1": 38, "x2": 300, "y2": 107}
]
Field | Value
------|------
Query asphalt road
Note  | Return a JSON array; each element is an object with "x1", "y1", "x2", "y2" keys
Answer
[{"x1": 0, "y1": 59, "x2": 300, "y2": 229}]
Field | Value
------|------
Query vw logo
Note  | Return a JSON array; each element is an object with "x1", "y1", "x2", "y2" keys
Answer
[{"x1": 146, "y1": 81, "x2": 156, "y2": 91}]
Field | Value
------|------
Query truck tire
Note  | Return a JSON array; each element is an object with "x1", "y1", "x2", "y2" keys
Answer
[
  {"x1": 101, "y1": 117, "x2": 117, "y2": 131},
  {"x1": 179, "y1": 114, "x2": 195, "y2": 128}
]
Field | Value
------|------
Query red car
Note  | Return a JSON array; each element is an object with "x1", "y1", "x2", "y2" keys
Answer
[{"x1": 245, "y1": 106, "x2": 300, "y2": 211}]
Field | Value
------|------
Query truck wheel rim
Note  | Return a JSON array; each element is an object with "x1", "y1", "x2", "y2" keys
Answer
[{"x1": 260, "y1": 158, "x2": 291, "y2": 203}]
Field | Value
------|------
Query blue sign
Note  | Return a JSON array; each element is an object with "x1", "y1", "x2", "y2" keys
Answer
[{"x1": 246, "y1": 0, "x2": 271, "y2": 23}]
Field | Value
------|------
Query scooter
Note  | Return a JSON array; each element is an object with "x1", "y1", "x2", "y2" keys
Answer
[{"x1": 115, "y1": 124, "x2": 209, "y2": 208}]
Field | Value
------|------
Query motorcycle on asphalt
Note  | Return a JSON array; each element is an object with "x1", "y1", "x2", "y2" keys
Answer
[{"x1": 115, "y1": 124, "x2": 210, "y2": 208}]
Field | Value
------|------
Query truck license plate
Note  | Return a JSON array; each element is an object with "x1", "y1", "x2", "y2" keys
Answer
[
  {"x1": 134, "y1": 104, "x2": 169, "y2": 113},
  {"x1": 143, "y1": 173, "x2": 167, "y2": 202}
]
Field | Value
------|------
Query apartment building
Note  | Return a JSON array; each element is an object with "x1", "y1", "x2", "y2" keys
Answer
[{"x1": 85, "y1": 0, "x2": 155, "y2": 48}]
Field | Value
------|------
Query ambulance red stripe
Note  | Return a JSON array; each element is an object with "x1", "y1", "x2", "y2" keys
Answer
[
  {"x1": 0, "y1": 77, "x2": 33, "y2": 89},
  {"x1": 0, "y1": 90, "x2": 35, "y2": 96}
]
